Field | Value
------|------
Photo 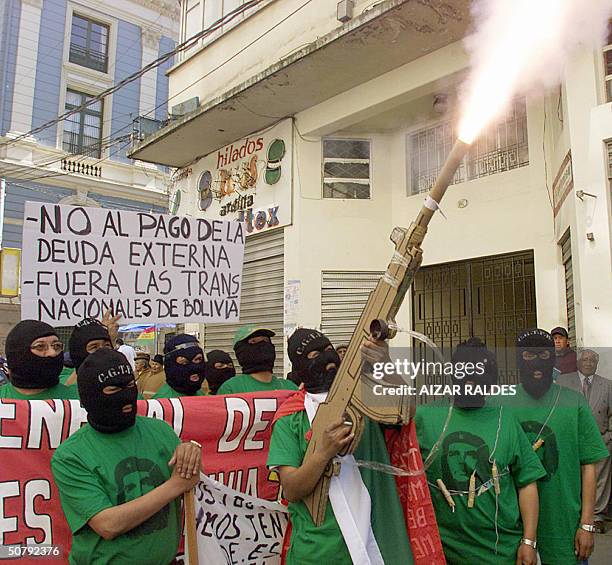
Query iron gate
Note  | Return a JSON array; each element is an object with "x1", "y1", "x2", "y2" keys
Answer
[{"x1": 412, "y1": 250, "x2": 536, "y2": 384}]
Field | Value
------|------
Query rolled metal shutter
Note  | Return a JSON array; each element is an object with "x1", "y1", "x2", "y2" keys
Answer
[
  {"x1": 321, "y1": 271, "x2": 383, "y2": 346},
  {"x1": 202, "y1": 229, "x2": 285, "y2": 376},
  {"x1": 560, "y1": 230, "x2": 576, "y2": 343}
]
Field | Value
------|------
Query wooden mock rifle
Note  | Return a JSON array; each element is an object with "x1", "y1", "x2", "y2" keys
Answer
[{"x1": 303, "y1": 140, "x2": 470, "y2": 525}]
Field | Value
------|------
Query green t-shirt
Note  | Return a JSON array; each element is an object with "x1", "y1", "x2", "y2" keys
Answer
[
  {"x1": 0, "y1": 382, "x2": 79, "y2": 400},
  {"x1": 501, "y1": 384, "x2": 609, "y2": 565},
  {"x1": 267, "y1": 410, "x2": 412, "y2": 565},
  {"x1": 152, "y1": 383, "x2": 206, "y2": 399},
  {"x1": 59, "y1": 367, "x2": 74, "y2": 385},
  {"x1": 415, "y1": 400, "x2": 546, "y2": 565},
  {"x1": 51, "y1": 416, "x2": 181, "y2": 565},
  {"x1": 217, "y1": 373, "x2": 298, "y2": 395}
]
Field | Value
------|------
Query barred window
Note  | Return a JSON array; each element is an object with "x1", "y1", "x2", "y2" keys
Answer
[
  {"x1": 62, "y1": 90, "x2": 103, "y2": 158},
  {"x1": 69, "y1": 14, "x2": 109, "y2": 73},
  {"x1": 408, "y1": 98, "x2": 529, "y2": 194},
  {"x1": 604, "y1": 20, "x2": 612, "y2": 102},
  {"x1": 323, "y1": 139, "x2": 371, "y2": 199}
]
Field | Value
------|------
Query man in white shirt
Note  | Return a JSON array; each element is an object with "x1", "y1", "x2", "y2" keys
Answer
[
  {"x1": 558, "y1": 349, "x2": 612, "y2": 530},
  {"x1": 116, "y1": 338, "x2": 136, "y2": 370}
]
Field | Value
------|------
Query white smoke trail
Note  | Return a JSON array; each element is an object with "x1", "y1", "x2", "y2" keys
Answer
[{"x1": 458, "y1": 0, "x2": 612, "y2": 143}]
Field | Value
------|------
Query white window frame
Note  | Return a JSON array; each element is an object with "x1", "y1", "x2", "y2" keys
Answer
[
  {"x1": 58, "y1": 4, "x2": 116, "y2": 153},
  {"x1": 68, "y1": 12, "x2": 111, "y2": 74},
  {"x1": 61, "y1": 88, "x2": 105, "y2": 158},
  {"x1": 603, "y1": 21, "x2": 612, "y2": 103},
  {"x1": 322, "y1": 137, "x2": 372, "y2": 200},
  {"x1": 62, "y1": 4, "x2": 117, "y2": 81}
]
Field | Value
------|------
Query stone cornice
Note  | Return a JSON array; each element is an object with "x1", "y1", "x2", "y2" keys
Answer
[
  {"x1": 131, "y1": 0, "x2": 180, "y2": 20},
  {"x1": 142, "y1": 28, "x2": 162, "y2": 50}
]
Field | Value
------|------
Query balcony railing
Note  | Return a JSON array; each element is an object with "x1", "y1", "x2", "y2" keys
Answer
[
  {"x1": 69, "y1": 43, "x2": 108, "y2": 73},
  {"x1": 61, "y1": 159, "x2": 102, "y2": 178}
]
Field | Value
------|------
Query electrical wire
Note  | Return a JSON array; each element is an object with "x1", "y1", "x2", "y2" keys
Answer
[
  {"x1": 0, "y1": 132, "x2": 132, "y2": 182},
  {"x1": 3, "y1": 136, "x2": 133, "y2": 186},
  {"x1": 0, "y1": 0, "x2": 264, "y2": 149},
  {"x1": 3, "y1": 0, "x2": 315, "y2": 184},
  {"x1": 133, "y1": 0, "x2": 316, "y2": 132}
]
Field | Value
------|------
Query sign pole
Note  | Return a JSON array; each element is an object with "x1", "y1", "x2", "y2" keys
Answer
[{"x1": 184, "y1": 489, "x2": 199, "y2": 565}]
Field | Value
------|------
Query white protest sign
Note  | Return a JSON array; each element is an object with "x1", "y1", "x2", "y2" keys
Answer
[
  {"x1": 193, "y1": 474, "x2": 288, "y2": 565},
  {"x1": 21, "y1": 202, "x2": 245, "y2": 326}
]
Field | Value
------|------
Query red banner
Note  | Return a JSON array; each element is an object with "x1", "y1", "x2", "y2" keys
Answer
[
  {"x1": 0, "y1": 393, "x2": 292, "y2": 564},
  {"x1": 1, "y1": 395, "x2": 443, "y2": 565}
]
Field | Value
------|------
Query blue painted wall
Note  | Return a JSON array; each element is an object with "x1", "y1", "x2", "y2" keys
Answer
[
  {"x1": 0, "y1": 0, "x2": 21, "y2": 135},
  {"x1": 2, "y1": 178, "x2": 166, "y2": 249},
  {"x1": 31, "y1": 0, "x2": 67, "y2": 146},
  {"x1": 2, "y1": 4, "x2": 169, "y2": 250},
  {"x1": 89, "y1": 193, "x2": 166, "y2": 214},
  {"x1": 1, "y1": 179, "x2": 74, "y2": 248},
  {"x1": 155, "y1": 36, "x2": 175, "y2": 122},
  {"x1": 110, "y1": 20, "x2": 142, "y2": 163}
]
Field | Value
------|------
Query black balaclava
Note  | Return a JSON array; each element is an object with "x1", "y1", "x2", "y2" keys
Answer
[
  {"x1": 205, "y1": 350, "x2": 235, "y2": 395},
  {"x1": 288, "y1": 328, "x2": 341, "y2": 393},
  {"x1": 234, "y1": 335, "x2": 276, "y2": 375},
  {"x1": 5, "y1": 320, "x2": 64, "y2": 389},
  {"x1": 517, "y1": 329, "x2": 555, "y2": 399},
  {"x1": 78, "y1": 348, "x2": 138, "y2": 434},
  {"x1": 69, "y1": 318, "x2": 111, "y2": 370},
  {"x1": 451, "y1": 337, "x2": 498, "y2": 409},
  {"x1": 164, "y1": 334, "x2": 206, "y2": 395}
]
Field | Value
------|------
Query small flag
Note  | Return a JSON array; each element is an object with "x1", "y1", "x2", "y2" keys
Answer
[{"x1": 137, "y1": 326, "x2": 156, "y2": 341}]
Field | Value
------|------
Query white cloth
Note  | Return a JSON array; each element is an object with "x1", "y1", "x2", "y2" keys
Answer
[
  {"x1": 304, "y1": 392, "x2": 384, "y2": 565},
  {"x1": 117, "y1": 344, "x2": 136, "y2": 370},
  {"x1": 578, "y1": 372, "x2": 593, "y2": 386}
]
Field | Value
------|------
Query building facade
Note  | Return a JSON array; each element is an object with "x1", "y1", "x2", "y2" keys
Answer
[
  {"x1": 130, "y1": 0, "x2": 612, "y2": 379},
  {"x1": 0, "y1": 0, "x2": 179, "y2": 349}
]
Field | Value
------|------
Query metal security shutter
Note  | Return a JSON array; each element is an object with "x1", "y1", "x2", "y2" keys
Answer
[
  {"x1": 202, "y1": 229, "x2": 285, "y2": 376},
  {"x1": 560, "y1": 231, "x2": 576, "y2": 343},
  {"x1": 321, "y1": 271, "x2": 383, "y2": 346}
]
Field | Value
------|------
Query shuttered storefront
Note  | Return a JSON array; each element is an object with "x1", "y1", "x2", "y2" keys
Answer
[
  {"x1": 202, "y1": 229, "x2": 285, "y2": 376},
  {"x1": 560, "y1": 230, "x2": 576, "y2": 343},
  {"x1": 321, "y1": 271, "x2": 383, "y2": 346}
]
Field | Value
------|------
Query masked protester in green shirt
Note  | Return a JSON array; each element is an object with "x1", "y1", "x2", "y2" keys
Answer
[
  {"x1": 152, "y1": 334, "x2": 207, "y2": 398},
  {"x1": 503, "y1": 329, "x2": 609, "y2": 565},
  {"x1": 217, "y1": 324, "x2": 297, "y2": 394},
  {"x1": 204, "y1": 350, "x2": 236, "y2": 395},
  {"x1": 268, "y1": 329, "x2": 413, "y2": 565},
  {"x1": 1, "y1": 320, "x2": 78, "y2": 400},
  {"x1": 51, "y1": 349, "x2": 201, "y2": 565},
  {"x1": 416, "y1": 338, "x2": 544, "y2": 565}
]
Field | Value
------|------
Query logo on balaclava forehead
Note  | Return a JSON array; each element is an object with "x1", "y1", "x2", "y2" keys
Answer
[
  {"x1": 295, "y1": 331, "x2": 326, "y2": 356},
  {"x1": 441, "y1": 431, "x2": 491, "y2": 492},
  {"x1": 115, "y1": 457, "x2": 168, "y2": 535},
  {"x1": 520, "y1": 421, "x2": 559, "y2": 482},
  {"x1": 96, "y1": 363, "x2": 133, "y2": 384}
]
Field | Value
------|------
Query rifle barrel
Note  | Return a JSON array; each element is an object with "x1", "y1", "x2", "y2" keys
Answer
[{"x1": 415, "y1": 139, "x2": 471, "y2": 232}]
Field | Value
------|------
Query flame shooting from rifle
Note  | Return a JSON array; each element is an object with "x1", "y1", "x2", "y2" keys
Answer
[{"x1": 458, "y1": 0, "x2": 610, "y2": 144}]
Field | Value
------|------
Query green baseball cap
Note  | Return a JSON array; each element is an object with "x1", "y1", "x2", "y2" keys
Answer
[{"x1": 232, "y1": 324, "x2": 275, "y2": 348}]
